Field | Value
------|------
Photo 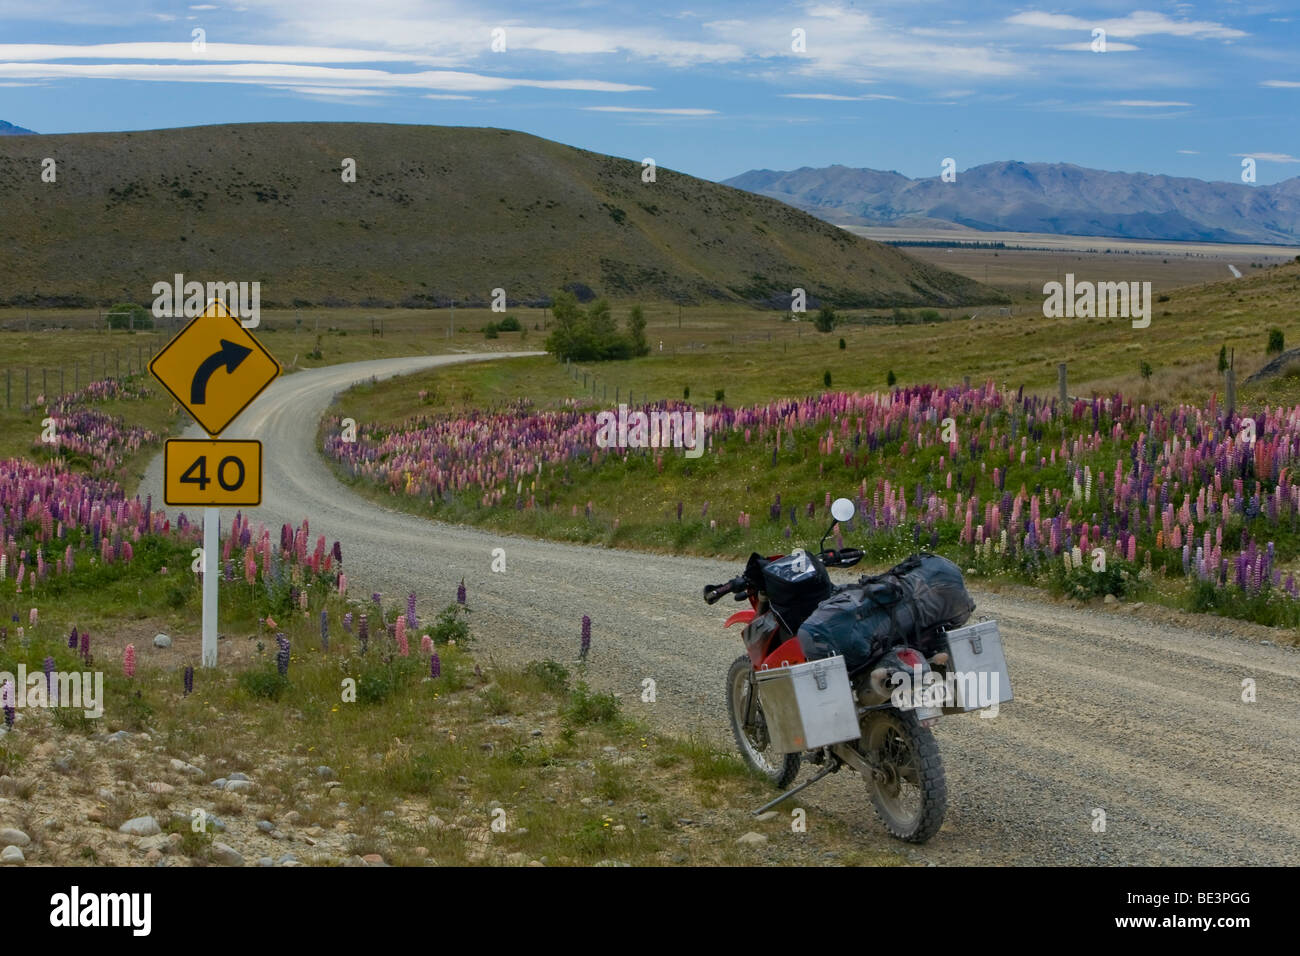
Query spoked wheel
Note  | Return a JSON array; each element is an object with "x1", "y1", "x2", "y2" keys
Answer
[
  {"x1": 726, "y1": 655, "x2": 800, "y2": 788},
  {"x1": 860, "y1": 709, "x2": 947, "y2": 843}
]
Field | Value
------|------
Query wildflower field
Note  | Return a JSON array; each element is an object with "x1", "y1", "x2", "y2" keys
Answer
[{"x1": 325, "y1": 376, "x2": 1300, "y2": 631}]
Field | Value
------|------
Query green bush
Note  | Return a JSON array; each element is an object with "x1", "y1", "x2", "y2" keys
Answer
[
  {"x1": 524, "y1": 659, "x2": 570, "y2": 695},
  {"x1": 714, "y1": 389, "x2": 724, "y2": 402},
  {"x1": 823, "y1": 370, "x2": 832, "y2": 388},
  {"x1": 544, "y1": 291, "x2": 648, "y2": 361},
  {"x1": 483, "y1": 325, "x2": 500, "y2": 339},
  {"x1": 238, "y1": 667, "x2": 289, "y2": 700},
  {"x1": 838, "y1": 337, "x2": 846, "y2": 350},
  {"x1": 496, "y1": 315, "x2": 522, "y2": 332},
  {"x1": 814, "y1": 306, "x2": 836, "y2": 332},
  {"x1": 886, "y1": 370, "x2": 897, "y2": 386},
  {"x1": 107, "y1": 302, "x2": 152, "y2": 330},
  {"x1": 1267, "y1": 329, "x2": 1284, "y2": 354},
  {"x1": 564, "y1": 681, "x2": 620, "y2": 726},
  {"x1": 431, "y1": 603, "x2": 472, "y2": 645}
]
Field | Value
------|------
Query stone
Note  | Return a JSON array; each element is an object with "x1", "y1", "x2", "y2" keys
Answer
[
  {"x1": 276, "y1": 853, "x2": 299, "y2": 865},
  {"x1": 1, "y1": 845, "x2": 24, "y2": 864},
  {"x1": 209, "y1": 842, "x2": 244, "y2": 866},
  {"x1": 146, "y1": 782, "x2": 175, "y2": 794},
  {"x1": 257, "y1": 857, "x2": 274, "y2": 867},
  {"x1": 1103, "y1": 594, "x2": 1118, "y2": 605},
  {"x1": 138, "y1": 834, "x2": 170, "y2": 852},
  {"x1": 170, "y1": 759, "x2": 204, "y2": 777},
  {"x1": 228, "y1": 772, "x2": 251, "y2": 781},
  {"x1": 152, "y1": 634, "x2": 172, "y2": 648},
  {"x1": 427, "y1": 814, "x2": 447, "y2": 829},
  {"x1": 118, "y1": 816, "x2": 161, "y2": 837},
  {"x1": 754, "y1": 811, "x2": 779, "y2": 822},
  {"x1": 0, "y1": 828, "x2": 31, "y2": 847},
  {"x1": 737, "y1": 831, "x2": 768, "y2": 845},
  {"x1": 256, "y1": 820, "x2": 274, "y2": 833},
  {"x1": 224, "y1": 779, "x2": 254, "y2": 793},
  {"x1": 106, "y1": 730, "x2": 133, "y2": 744},
  {"x1": 361, "y1": 853, "x2": 388, "y2": 866},
  {"x1": 315, "y1": 766, "x2": 336, "y2": 779}
]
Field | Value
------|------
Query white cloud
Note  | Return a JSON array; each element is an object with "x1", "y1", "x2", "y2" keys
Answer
[
  {"x1": 1106, "y1": 100, "x2": 1192, "y2": 107},
  {"x1": 0, "y1": 61, "x2": 651, "y2": 94},
  {"x1": 1176, "y1": 149, "x2": 1199, "y2": 154},
  {"x1": 1007, "y1": 10, "x2": 1247, "y2": 40},
  {"x1": 582, "y1": 106, "x2": 717, "y2": 115},
  {"x1": 1051, "y1": 41, "x2": 1140, "y2": 52},
  {"x1": 1233, "y1": 152, "x2": 1300, "y2": 163},
  {"x1": 0, "y1": 42, "x2": 459, "y2": 65},
  {"x1": 1261, "y1": 80, "x2": 1300, "y2": 88},
  {"x1": 780, "y1": 92, "x2": 899, "y2": 101}
]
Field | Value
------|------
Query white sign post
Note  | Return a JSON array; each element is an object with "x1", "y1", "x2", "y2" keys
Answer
[{"x1": 202, "y1": 507, "x2": 219, "y2": 667}]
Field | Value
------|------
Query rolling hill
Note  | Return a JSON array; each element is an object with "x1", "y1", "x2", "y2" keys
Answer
[
  {"x1": 724, "y1": 161, "x2": 1300, "y2": 245},
  {"x1": 0, "y1": 121, "x2": 36, "y2": 135},
  {"x1": 0, "y1": 123, "x2": 1003, "y2": 309}
]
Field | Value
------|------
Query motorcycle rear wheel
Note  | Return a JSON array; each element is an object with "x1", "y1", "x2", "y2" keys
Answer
[
  {"x1": 726, "y1": 655, "x2": 800, "y2": 788},
  {"x1": 860, "y1": 709, "x2": 947, "y2": 843}
]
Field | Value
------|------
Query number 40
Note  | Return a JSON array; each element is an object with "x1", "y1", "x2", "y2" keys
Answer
[{"x1": 181, "y1": 454, "x2": 246, "y2": 491}]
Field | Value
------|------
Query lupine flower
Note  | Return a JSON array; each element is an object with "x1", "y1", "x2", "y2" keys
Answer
[
  {"x1": 580, "y1": 615, "x2": 591, "y2": 661},
  {"x1": 1, "y1": 680, "x2": 14, "y2": 728},
  {"x1": 343, "y1": 612, "x2": 353, "y2": 634},
  {"x1": 44, "y1": 656, "x2": 55, "y2": 695},
  {"x1": 28, "y1": 607, "x2": 37, "y2": 626},
  {"x1": 68, "y1": 626, "x2": 78, "y2": 649},
  {"x1": 430, "y1": 651, "x2": 441, "y2": 678},
  {"x1": 80, "y1": 631, "x2": 91, "y2": 666},
  {"x1": 396, "y1": 618, "x2": 409, "y2": 656},
  {"x1": 457, "y1": 579, "x2": 467, "y2": 605},
  {"x1": 123, "y1": 644, "x2": 136, "y2": 678},
  {"x1": 276, "y1": 634, "x2": 290, "y2": 677},
  {"x1": 183, "y1": 665, "x2": 194, "y2": 696},
  {"x1": 358, "y1": 614, "x2": 369, "y2": 654},
  {"x1": 406, "y1": 592, "x2": 417, "y2": 630},
  {"x1": 320, "y1": 610, "x2": 330, "y2": 652}
]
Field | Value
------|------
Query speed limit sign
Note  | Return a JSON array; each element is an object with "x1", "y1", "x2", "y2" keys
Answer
[{"x1": 164, "y1": 439, "x2": 262, "y2": 506}]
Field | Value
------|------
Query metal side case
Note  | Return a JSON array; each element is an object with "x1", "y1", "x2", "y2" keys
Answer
[
  {"x1": 940, "y1": 619, "x2": 1014, "y2": 714},
  {"x1": 754, "y1": 656, "x2": 861, "y2": 753}
]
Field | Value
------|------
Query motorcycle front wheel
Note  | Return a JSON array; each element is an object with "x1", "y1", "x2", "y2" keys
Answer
[
  {"x1": 860, "y1": 709, "x2": 947, "y2": 843},
  {"x1": 726, "y1": 655, "x2": 800, "y2": 788}
]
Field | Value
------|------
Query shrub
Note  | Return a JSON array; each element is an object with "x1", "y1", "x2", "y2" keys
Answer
[
  {"x1": 431, "y1": 603, "x2": 472, "y2": 645},
  {"x1": 886, "y1": 370, "x2": 897, "y2": 386},
  {"x1": 1218, "y1": 345, "x2": 1228, "y2": 373},
  {"x1": 1139, "y1": 360, "x2": 1153, "y2": 380},
  {"x1": 524, "y1": 659, "x2": 570, "y2": 695},
  {"x1": 814, "y1": 306, "x2": 836, "y2": 332},
  {"x1": 496, "y1": 315, "x2": 522, "y2": 332},
  {"x1": 823, "y1": 370, "x2": 832, "y2": 388},
  {"x1": 838, "y1": 337, "x2": 846, "y2": 350},
  {"x1": 714, "y1": 389, "x2": 724, "y2": 403},
  {"x1": 563, "y1": 681, "x2": 620, "y2": 726},
  {"x1": 483, "y1": 325, "x2": 500, "y2": 339},
  {"x1": 544, "y1": 291, "x2": 647, "y2": 361},
  {"x1": 107, "y1": 302, "x2": 152, "y2": 330},
  {"x1": 1268, "y1": 329, "x2": 1284, "y2": 354},
  {"x1": 683, "y1": 385, "x2": 690, "y2": 400},
  {"x1": 238, "y1": 667, "x2": 289, "y2": 700}
]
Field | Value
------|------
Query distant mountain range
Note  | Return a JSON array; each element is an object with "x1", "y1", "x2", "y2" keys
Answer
[
  {"x1": 0, "y1": 121, "x2": 36, "y2": 135},
  {"x1": 723, "y1": 161, "x2": 1300, "y2": 245}
]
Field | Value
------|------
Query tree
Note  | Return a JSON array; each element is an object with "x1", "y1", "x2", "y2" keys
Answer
[
  {"x1": 823, "y1": 370, "x2": 832, "y2": 388},
  {"x1": 1268, "y1": 329, "x2": 1285, "y2": 354},
  {"x1": 1139, "y1": 361, "x2": 1153, "y2": 380},
  {"x1": 814, "y1": 306, "x2": 836, "y2": 333},
  {"x1": 886, "y1": 370, "x2": 897, "y2": 386},
  {"x1": 627, "y1": 304, "x2": 649, "y2": 356},
  {"x1": 838, "y1": 337, "x2": 846, "y2": 350},
  {"x1": 1218, "y1": 345, "x2": 1228, "y2": 373}
]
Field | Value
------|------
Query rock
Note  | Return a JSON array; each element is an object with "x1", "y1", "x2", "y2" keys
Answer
[
  {"x1": 613, "y1": 757, "x2": 635, "y2": 767},
  {"x1": 322, "y1": 781, "x2": 342, "y2": 790},
  {"x1": 209, "y1": 842, "x2": 244, "y2": 866},
  {"x1": 528, "y1": 860, "x2": 545, "y2": 867},
  {"x1": 594, "y1": 859, "x2": 630, "y2": 867},
  {"x1": 1103, "y1": 594, "x2": 1118, "y2": 604},
  {"x1": 737, "y1": 831, "x2": 768, "y2": 846},
  {"x1": 146, "y1": 782, "x2": 175, "y2": 794},
  {"x1": 530, "y1": 729, "x2": 543, "y2": 737},
  {"x1": 144, "y1": 850, "x2": 162, "y2": 863},
  {"x1": 276, "y1": 853, "x2": 299, "y2": 865},
  {"x1": 106, "y1": 730, "x2": 133, "y2": 744},
  {"x1": 283, "y1": 811, "x2": 302, "y2": 825},
  {"x1": 505, "y1": 851, "x2": 529, "y2": 865},
  {"x1": 224, "y1": 779, "x2": 254, "y2": 793},
  {"x1": 152, "y1": 634, "x2": 172, "y2": 648},
  {"x1": 754, "y1": 811, "x2": 779, "y2": 822},
  {"x1": 207, "y1": 815, "x2": 227, "y2": 833},
  {"x1": 315, "y1": 766, "x2": 336, "y2": 779},
  {"x1": 138, "y1": 834, "x2": 170, "y2": 852},
  {"x1": 211, "y1": 778, "x2": 228, "y2": 789},
  {"x1": 228, "y1": 772, "x2": 251, "y2": 782},
  {"x1": 1, "y1": 845, "x2": 24, "y2": 864},
  {"x1": 256, "y1": 820, "x2": 274, "y2": 833},
  {"x1": 361, "y1": 853, "x2": 388, "y2": 867},
  {"x1": 257, "y1": 857, "x2": 274, "y2": 867},
  {"x1": 0, "y1": 828, "x2": 31, "y2": 847},
  {"x1": 118, "y1": 816, "x2": 161, "y2": 837},
  {"x1": 427, "y1": 814, "x2": 448, "y2": 830},
  {"x1": 96, "y1": 788, "x2": 114, "y2": 802},
  {"x1": 170, "y1": 759, "x2": 204, "y2": 777}
]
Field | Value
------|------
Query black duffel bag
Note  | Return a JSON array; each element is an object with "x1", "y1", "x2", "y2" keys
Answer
[
  {"x1": 796, "y1": 553, "x2": 975, "y2": 673},
  {"x1": 744, "y1": 550, "x2": 832, "y2": 636}
]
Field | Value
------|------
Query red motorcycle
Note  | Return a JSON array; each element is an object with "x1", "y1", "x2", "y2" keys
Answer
[{"x1": 703, "y1": 498, "x2": 1003, "y2": 843}]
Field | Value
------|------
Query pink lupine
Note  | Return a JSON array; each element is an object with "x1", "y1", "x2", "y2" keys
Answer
[
  {"x1": 421, "y1": 634, "x2": 433, "y2": 656},
  {"x1": 123, "y1": 644, "x2": 136, "y2": 678}
]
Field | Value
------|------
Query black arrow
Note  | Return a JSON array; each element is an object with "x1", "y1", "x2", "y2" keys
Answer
[{"x1": 190, "y1": 339, "x2": 253, "y2": 405}]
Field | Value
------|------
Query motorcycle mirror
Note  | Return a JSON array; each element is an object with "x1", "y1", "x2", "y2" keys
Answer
[{"x1": 830, "y1": 498, "x2": 855, "y2": 523}]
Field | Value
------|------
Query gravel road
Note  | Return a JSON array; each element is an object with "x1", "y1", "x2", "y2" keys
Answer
[{"x1": 139, "y1": 355, "x2": 1300, "y2": 865}]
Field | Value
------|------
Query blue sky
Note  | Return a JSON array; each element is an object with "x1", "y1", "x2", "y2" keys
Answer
[{"x1": 0, "y1": 0, "x2": 1296, "y2": 184}]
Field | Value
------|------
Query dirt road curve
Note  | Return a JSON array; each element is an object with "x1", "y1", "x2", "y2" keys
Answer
[{"x1": 140, "y1": 355, "x2": 1300, "y2": 866}]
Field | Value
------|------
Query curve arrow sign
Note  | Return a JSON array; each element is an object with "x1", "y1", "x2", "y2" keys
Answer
[{"x1": 191, "y1": 339, "x2": 253, "y2": 405}]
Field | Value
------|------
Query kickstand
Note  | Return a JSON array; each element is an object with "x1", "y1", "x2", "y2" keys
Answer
[{"x1": 751, "y1": 756, "x2": 841, "y2": 816}]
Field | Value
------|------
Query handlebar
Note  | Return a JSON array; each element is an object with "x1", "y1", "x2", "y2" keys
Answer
[
  {"x1": 818, "y1": 548, "x2": 865, "y2": 568},
  {"x1": 703, "y1": 576, "x2": 748, "y2": 605}
]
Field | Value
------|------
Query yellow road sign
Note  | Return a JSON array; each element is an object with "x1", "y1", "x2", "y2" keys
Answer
[
  {"x1": 164, "y1": 439, "x2": 262, "y2": 506},
  {"x1": 149, "y1": 300, "x2": 279, "y2": 436}
]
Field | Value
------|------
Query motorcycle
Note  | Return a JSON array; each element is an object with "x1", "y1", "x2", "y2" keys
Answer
[{"x1": 703, "y1": 497, "x2": 1004, "y2": 844}]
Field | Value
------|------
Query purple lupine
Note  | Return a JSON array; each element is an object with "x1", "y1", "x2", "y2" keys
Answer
[
  {"x1": 276, "y1": 634, "x2": 290, "y2": 677},
  {"x1": 343, "y1": 612, "x2": 353, "y2": 634},
  {"x1": 406, "y1": 592, "x2": 417, "y2": 630},
  {"x1": 457, "y1": 579, "x2": 467, "y2": 605},
  {"x1": 332, "y1": 540, "x2": 343, "y2": 563},
  {"x1": 183, "y1": 665, "x2": 194, "y2": 696},
  {"x1": 320, "y1": 609, "x2": 329, "y2": 652},
  {"x1": 580, "y1": 615, "x2": 591, "y2": 662},
  {"x1": 68, "y1": 625, "x2": 78, "y2": 649},
  {"x1": 430, "y1": 651, "x2": 441, "y2": 678},
  {"x1": 372, "y1": 591, "x2": 382, "y2": 608},
  {"x1": 43, "y1": 656, "x2": 54, "y2": 696},
  {"x1": 359, "y1": 613, "x2": 369, "y2": 655},
  {"x1": 80, "y1": 631, "x2": 91, "y2": 667},
  {"x1": 2, "y1": 681, "x2": 13, "y2": 729}
]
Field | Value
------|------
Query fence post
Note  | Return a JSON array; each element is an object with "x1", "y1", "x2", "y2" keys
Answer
[
  {"x1": 1226, "y1": 368, "x2": 1236, "y2": 419},
  {"x1": 25, "y1": 368, "x2": 29, "y2": 405},
  {"x1": 1057, "y1": 363, "x2": 1068, "y2": 406}
]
